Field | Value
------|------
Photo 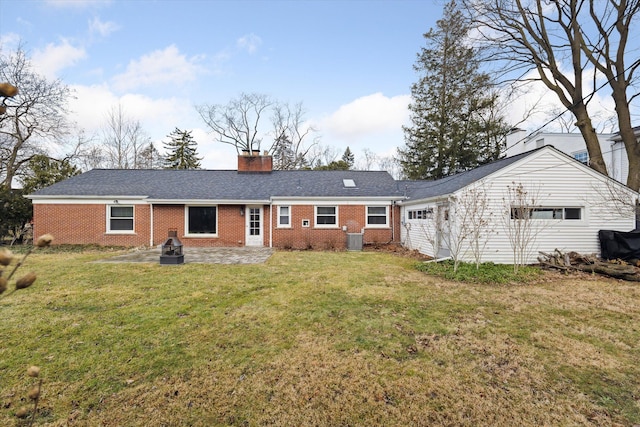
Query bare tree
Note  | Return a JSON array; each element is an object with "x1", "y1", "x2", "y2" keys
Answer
[
  {"x1": 467, "y1": 0, "x2": 640, "y2": 190},
  {"x1": 101, "y1": 104, "x2": 150, "y2": 169},
  {"x1": 269, "y1": 102, "x2": 317, "y2": 170},
  {"x1": 0, "y1": 45, "x2": 72, "y2": 190},
  {"x1": 416, "y1": 207, "x2": 442, "y2": 259},
  {"x1": 467, "y1": 1, "x2": 607, "y2": 176},
  {"x1": 379, "y1": 155, "x2": 403, "y2": 180},
  {"x1": 581, "y1": 0, "x2": 640, "y2": 190},
  {"x1": 590, "y1": 177, "x2": 638, "y2": 221},
  {"x1": 138, "y1": 142, "x2": 164, "y2": 169},
  {"x1": 502, "y1": 182, "x2": 546, "y2": 272},
  {"x1": 454, "y1": 183, "x2": 494, "y2": 269},
  {"x1": 357, "y1": 148, "x2": 379, "y2": 171},
  {"x1": 306, "y1": 143, "x2": 341, "y2": 169},
  {"x1": 59, "y1": 129, "x2": 103, "y2": 171},
  {"x1": 197, "y1": 93, "x2": 272, "y2": 155}
]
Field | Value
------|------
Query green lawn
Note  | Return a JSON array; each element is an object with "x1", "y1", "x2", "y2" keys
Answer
[{"x1": 1, "y1": 248, "x2": 639, "y2": 426}]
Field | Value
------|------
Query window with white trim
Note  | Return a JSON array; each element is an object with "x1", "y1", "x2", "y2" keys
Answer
[
  {"x1": 315, "y1": 206, "x2": 337, "y2": 227},
  {"x1": 573, "y1": 151, "x2": 589, "y2": 165},
  {"x1": 277, "y1": 205, "x2": 291, "y2": 227},
  {"x1": 107, "y1": 205, "x2": 134, "y2": 232},
  {"x1": 366, "y1": 206, "x2": 388, "y2": 227},
  {"x1": 511, "y1": 206, "x2": 582, "y2": 220},
  {"x1": 186, "y1": 206, "x2": 217, "y2": 235},
  {"x1": 407, "y1": 208, "x2": 433, "y2": 220}
]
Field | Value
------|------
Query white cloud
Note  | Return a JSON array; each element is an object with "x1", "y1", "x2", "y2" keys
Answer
[
  {"x1": 190, "y1": 128, "x2": 238, "y2": 169},
  {"x1": 111, "y1": 45, "x2": 205, "y2": 92},
  {"x1": 44, "y1": 0, "x2": 111, "y2": 8},
  {"x1": 31, "y1": 39, "x2": 86, "y2": 79},
  {"x1": 303, "y1": 93, "x2": 411, "y2": 166},
  {"x1": 88, "y1": 16, "x2": 120, "y2": 37},
  {"x1": 503, "y1": 68, "x2": 617, "y2": 133},
  {"x1": 0, "y1": 33, "x2": 22, "y2": 49},
  {"x1": 68, "y1": 83, "x2": 119, "y2": 132},
  {"x1": 318, "y1": 93, "x2": 410, "y2": 140},
  {"x1": 236, "y1": 33, "x2": 262, "y2": 54},
  {"x1": 66, "y1": 82, "x2": 235, "y2": 167}
]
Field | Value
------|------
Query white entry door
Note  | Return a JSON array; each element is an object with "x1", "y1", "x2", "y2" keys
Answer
[
  {"x1": 245, "y1": 205, "x2": 263, "y2": 246},
  {"x1": 436, "y1": 203, "x2": 451, "y2": 258}
]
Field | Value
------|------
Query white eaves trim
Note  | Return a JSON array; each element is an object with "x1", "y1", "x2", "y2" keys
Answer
[
  {"x1": 271, "y1": 196, "x2": 404, "y2": 205},
  {"x1": 145, "y1": 198, "x2": 270, "y2": 205},
  {"x1": 29, "y1": 196, "x2": 149, "y2": 204}
]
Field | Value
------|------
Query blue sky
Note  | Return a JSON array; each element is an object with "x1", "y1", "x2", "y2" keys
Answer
[
  {"x1": 2, "y1": 0, "x2": 628, "y2": 172},
  {"x1": 0, "y1": 0, "x2": 446, "y2": 170}
]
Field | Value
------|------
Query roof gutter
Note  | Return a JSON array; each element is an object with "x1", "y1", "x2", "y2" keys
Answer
[
  {"x1": 145, "y1": 199, "x2": 270, "y2": 205},
  {"x1": 27, "y1": 195, "x2": 148, "y2": 201}
]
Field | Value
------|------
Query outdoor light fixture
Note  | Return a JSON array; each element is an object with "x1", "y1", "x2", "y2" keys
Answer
[{"x1": 240, "y1": 206, "x2": 245, "y2": 216}]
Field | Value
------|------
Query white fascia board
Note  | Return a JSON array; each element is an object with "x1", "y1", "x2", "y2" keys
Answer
[
  {"x1": 398, "y1": 195, "x2": 450, "y2": 207},
  {"x1": 499, "y1": 146, "x2": 638, "y2": 196},
  {"x1": 270, "y1": 196, "x2": 403, "y2": 205},
  {"x1": 29, "y1": 195, "x2": 148, "y2": 204},
  {"x1": 146, "y1": 199, "x2": 270, "y2": 205}
]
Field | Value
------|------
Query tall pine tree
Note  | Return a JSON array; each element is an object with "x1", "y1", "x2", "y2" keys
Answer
[
  {"x1": 163, "y1": 128, "x2": 202, "y2": 170},
  {"x1": 341, "y1": 146, "x2": 355, "y2": 169},
  {"x1": 398, "y1": 1, "x2": 508, "y2": 180}
]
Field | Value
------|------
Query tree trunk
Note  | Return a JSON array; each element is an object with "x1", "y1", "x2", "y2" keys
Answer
[
  {"x1": 573, "y1": 104, "x2": 608, "y2": 176},
  {"x1": 610, "y1": 86, "x2": 640, "y2": 191}
]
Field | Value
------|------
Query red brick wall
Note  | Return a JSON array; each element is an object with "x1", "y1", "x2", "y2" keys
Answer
[
  {"x1": 270, "y1": 204, "x2": 399, "y2": 250},
  {"x1": 32, "y1": 204, "x2": 150, "y2": 246},
  {"x1": 237, "y1": 154, "x2": 273, "y2": 172},
  {"x1": 153, "y1": 204, "x2": 248, "y2": 247},
  {"x1": 33, "y1": 202, "x2": 400, "y2": 249}
]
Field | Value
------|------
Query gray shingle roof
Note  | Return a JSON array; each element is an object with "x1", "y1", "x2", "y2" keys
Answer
[
  {"x1": 399, "y1": 149, "x2": 539, "y2": 202},
  {"x1": 29, "y1": 169, "x2": 404, "y2": 200}
]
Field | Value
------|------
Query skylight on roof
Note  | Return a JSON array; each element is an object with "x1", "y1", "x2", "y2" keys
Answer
[{"x1": 343, "y1": 179, "x2": 356, "y2": 188}]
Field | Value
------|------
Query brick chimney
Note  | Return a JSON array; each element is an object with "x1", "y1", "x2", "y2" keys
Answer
[{"x1": 238, "y1": 150, "x2": 273, "y2": 173}]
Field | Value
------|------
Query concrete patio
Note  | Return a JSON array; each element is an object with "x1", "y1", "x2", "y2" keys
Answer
[{"x1": 95, "y1": 247, "x2": 275, "y2": 264}]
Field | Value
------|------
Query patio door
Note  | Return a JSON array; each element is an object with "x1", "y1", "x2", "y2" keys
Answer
[{"x1": 245, "y1": 205, "x2": 263, "y2": 246}]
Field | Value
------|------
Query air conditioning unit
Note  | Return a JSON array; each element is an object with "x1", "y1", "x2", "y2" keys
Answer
[{"x1": 346, "y1": 233, "x2": 363, "y2": 251}]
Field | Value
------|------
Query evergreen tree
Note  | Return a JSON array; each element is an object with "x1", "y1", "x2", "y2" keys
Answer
[
  {"x1": 313, "y1": 160, "x2": 350, "y2": 171},
  {"x1": 341, "y1": 146, "x2": 355, "y2": 169},
  {"x1": 0, "y1": 187, "x2": 31, "y2": 242},
  {"x1": 20, "y1": 154, "x2": 80, "y2": 194},
  {"x1": 398, "y1": 0, "x2": 508, "y2": 180},
  {"x1": 163, "y1": 128, "x2": 202, "y2": 170}
]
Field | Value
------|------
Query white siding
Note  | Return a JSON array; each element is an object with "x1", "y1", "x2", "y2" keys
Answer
[
  {"x1": 401, "y1": 148, "x2": 638, "y2": 264},
  {"x1": 401, "y1": 201, "x2": 441, "y2": 257},
  {"x1": 505, "y1": 131, "x2": 626, "y2": 184},
  {"x1": 610, "y1": 141, "x2": 629, "y2": 185}
]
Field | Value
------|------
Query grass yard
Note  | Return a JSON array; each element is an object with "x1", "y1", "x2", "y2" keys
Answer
[{"x1": 1, "y1": 248, "x2": 639, "y2": 426}]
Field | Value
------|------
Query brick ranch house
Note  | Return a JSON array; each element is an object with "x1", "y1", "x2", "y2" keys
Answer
[
  {"x1": 28, "y1": 153, "x2": 406, "y2": 249},
  {"x1": 28, "y1": 146, "x2": 638, "y2": 261}
]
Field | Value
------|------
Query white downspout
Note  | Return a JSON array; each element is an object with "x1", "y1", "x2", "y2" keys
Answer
[
  {"x1": 149, "y1": 203, "x2": 154, "y2": 247},
  {"x1": 269, "y1": 203, "x2": 273, "y2": 248},
  {"x1": 391, "y1": 201, "x2": 395, "y2": 243}
]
